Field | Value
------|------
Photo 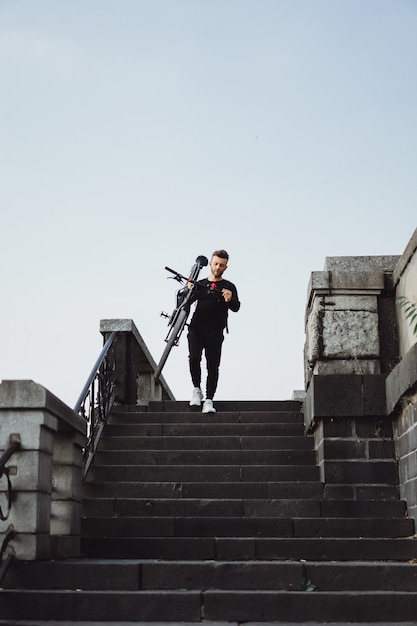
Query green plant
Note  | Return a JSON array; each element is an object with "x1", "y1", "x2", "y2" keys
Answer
[{"x1": 397, "y1": 296, "x2": 417, "y2": 337}]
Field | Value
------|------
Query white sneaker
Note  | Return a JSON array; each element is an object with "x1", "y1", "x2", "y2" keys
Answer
[
  {"x1": 202, "y1": 399, "x2": 216, "y2": 413},
  {"x1": 189, "y1": 387, "x2": 203, "y2": 406}
]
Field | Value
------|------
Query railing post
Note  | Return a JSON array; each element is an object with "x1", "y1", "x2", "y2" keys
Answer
[
  {"x1": 0, "y1": 380, "x2": 85, "y2": 560},
  {"x1": 99, "y1": 319, "x2": 174, "y2": 405}
]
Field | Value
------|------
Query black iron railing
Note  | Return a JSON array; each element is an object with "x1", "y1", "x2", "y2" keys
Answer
[
  {"x1": 0, "y1": 438, "x2": 21, "y2": 583},
  {"x1": 74, "y1": 331, "x2": 117, "y2": 479},
  {"x1": 0, "y1": 439, "x2": 21, "y2": 523}
]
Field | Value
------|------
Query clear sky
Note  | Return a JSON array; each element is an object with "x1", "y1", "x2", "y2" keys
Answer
[{"x1": 1, "y1": 0, "x2": 416, "y2": 408}]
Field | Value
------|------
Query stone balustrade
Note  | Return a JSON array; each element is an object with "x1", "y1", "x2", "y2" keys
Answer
[
  {"x1": 303, "y1": 228, "x2": 417, "y2": 519},
  {"x1": 0, "y1": 380, "x2": 85, "y2": 560},
  {"x1": 0, "y1": 319, "x2": 175, "y2": 560}
]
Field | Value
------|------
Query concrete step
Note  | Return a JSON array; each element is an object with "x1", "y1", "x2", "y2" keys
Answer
[
  {"x1": 147, "y1": 399, "x2": 302, "y2": 412},
  {"x1": 81, "y1": 536, "x2": 417, "y2": 561},
  {"x1": 102, "y1": 422, "x2": 306, "y2": 437},
  {"x1": 98, "y1": 434, "x2": 314, "y2": 450},
  {"x1": 92, "y1": 449, "x2": 316, "y2": 466},
  {"x1": 109, "y1": 410, "x2": 304, "y2": 424},
  {"x1": 5, "y1": 560, "x2": 417, "y2": 592},
  {"x1": 202, "y1": 590, "x2": 417, "y2": 622},
  {"x1": 0, "y1": 590, "x2": 202, "y2": 622},
  {"x1": 86, "y1": 464, "x2": 321, "y2": 483},
  {"x1": 82, "y1": 480, "x2": 324, "y2": 499},
  {"x1": 81, "y1": 498, "x2": 323, "y2": 518},
  {"x1": 3, "y1": 588, "x2": 417, "y2": 622},
  {"x1": 81, "y1": 498, "x2": 407, "y2": 519},
  {"x1": 0, "y1": 618, "x2": 415, "y2": 626},
  {"x1": 81, "y1": 516, "x2": 414, "y2": 538}
]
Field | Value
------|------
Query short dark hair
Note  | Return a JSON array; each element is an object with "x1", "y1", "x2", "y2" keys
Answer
[{"x1": 212, "y1": 249, "x2": 229, "y2": 261}]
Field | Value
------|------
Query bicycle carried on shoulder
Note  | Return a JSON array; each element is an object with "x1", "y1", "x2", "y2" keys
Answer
[{"x1": 154, "y1": 254, "x2": 208, "y2": 380}]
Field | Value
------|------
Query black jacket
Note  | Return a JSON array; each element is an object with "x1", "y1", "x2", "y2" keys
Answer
[{"x1": 188, "y1": 278, "x2": 240, "y2": 331}]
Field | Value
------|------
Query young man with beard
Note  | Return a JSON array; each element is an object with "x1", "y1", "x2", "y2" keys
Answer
[{"x1": 187, "y1": 249, "x2": 240, "y2": 413}]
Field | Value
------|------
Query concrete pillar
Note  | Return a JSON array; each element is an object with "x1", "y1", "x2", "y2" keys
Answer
[
  {"x1": 99, "y1": 319, "x2": 174, "y2": 405},
  {"x1": 303, "y1": 256, "x2": 400, "y2": 498},
  {"x1": 0, "y1": 380, "x2": 85, "y2": 560}
]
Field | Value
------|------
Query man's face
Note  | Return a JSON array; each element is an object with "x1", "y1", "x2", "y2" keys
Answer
[{"x1": 210, "y1": 255, "x2": 228, "y2": 279}]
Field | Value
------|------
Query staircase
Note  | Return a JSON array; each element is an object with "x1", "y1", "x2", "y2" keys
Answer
[{"x1": 2, "y1": 399, "x2": 417, "y2": 624}]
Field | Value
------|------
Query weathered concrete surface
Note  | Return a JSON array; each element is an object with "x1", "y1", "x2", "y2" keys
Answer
[{"x1": 0, "y1": 380, "x2": 85, "y2": 559}]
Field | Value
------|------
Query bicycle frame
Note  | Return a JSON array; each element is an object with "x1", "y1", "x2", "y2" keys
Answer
[{"x1": 154, "y1": 255, "x2": 208, "y2": 380}]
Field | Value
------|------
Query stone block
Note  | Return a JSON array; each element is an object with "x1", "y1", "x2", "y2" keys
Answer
[
  {"x1": 356, "y1": 485, "x2": 399, "y2": 500},
  {"x1": 323, "y1": 439, "x2": 367, "y2": 460},
  {"x1": 320, "y1": 418, "x2": 355, "y2": 438},
  {"x1": 355, "y1": 417, "x2": 392, "y2": 439},
  {"x1": 306, "y1": 375, "x2": 362, "y2": 420},
  {"x1": 0, "y1": 380, "x2": 86, "y2": 435},
  {"x1": 386, "y1": 343, "x2": 417, "y2": 414},
  {"x1": 363, "y1": 375, "x2": 387, "y2": 415},
  {"x1": 0, "y1": 532, "x2": 51, "y2": 560},
  {"x1": 51, "y1": 464, "x2": 83, "y2": 501},
  {"x1": 321, "y1": 294, "x2": 379, "y2": 312},
  {"x1": 324, "y1": 256, "x2": 400, "y2": 272},
  {"x1": 52, "y1": 431, "x2": 85, "y2": 467},
  {"x1": 304, "y1": 375, "x2": 387, "y2": 429},
  {"x1": 307, "y1": 271, "x2": 330, "y2": 295},
  {"x1": 50, "y1": 500, "x2": 81, "y2": 535},
  {"x1": 0, "y1": 491, "x2": 51, "y2": 533},
  {"x1": 402, "y1": 477, "x2": 417, "y2": 508},
  {"x1": 328, "y1": 270, "x2": 385, "y2": 291},
  {"x1": 395, "y1": 425, "x2": 417, "y2": 458},
  {"x1": 5, "y1": 449, "x2": 52, "y2": 492},
  {"x1": 46, "y1": 535, "x2": 81, "y2": 559},
  {"x1": 0, "y1": 411, "x2": 56, "y2": 452},
  {"x1": 368, "y1": 439, "x2": 395, "y2": 459},
  {"x1": 323, "y1": 460, "x2": 398, "y2": 485},
  {"x1": 323, "y1": 485, "x2": 355, "y2": 499},
  {"x1": 322, "y1": 310, "x2": 379, "y2": 359}
]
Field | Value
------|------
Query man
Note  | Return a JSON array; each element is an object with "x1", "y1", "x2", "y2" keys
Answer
[{"x1": 187, "y1": 249, "x2": 240, "y2": 413}]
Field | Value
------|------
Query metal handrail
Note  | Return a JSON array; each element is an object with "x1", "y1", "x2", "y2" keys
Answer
[
  {"x1": 74, "y1": 331, "x2": 117, "y2": 413},
  {"x1": 0, "y1": 440, "x2": 21, "y2": 521},
  {"x1": 0, "y1": 440, "x2": 20, "y2": 478},
  {"x1": 0, "y1": 440, "x2": 20, "y2": 583},
  {"x1": 74, "y1": 331, "x2": 117, "y2": 479}
]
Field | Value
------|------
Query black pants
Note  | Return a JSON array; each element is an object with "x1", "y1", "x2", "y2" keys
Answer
[{"x1": 188, "y1": 327, "x2": 224, "y2": 400}]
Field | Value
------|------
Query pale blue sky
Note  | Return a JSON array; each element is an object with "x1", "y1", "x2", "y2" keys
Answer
[{"x1": 1, "y1": 0, "x2": 416, "y2": 406}]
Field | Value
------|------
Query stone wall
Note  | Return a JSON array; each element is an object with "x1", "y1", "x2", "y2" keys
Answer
[
  {"x1": 304, "y1": 255, "x2": 399, "y2": 387},
  {"x1": 387, "y1": 230, "x2": 417, "y2": 522},
  {"x1": 304, "y1": 228, "x2": 417, "y2": 516},
  {"x1": 0, "y1": 380, "x2": 85, "y2": 560}
]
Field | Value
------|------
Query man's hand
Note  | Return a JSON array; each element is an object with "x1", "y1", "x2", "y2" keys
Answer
[{"x1": 222, "y1": 288, "x2": 232, "y2": 303}]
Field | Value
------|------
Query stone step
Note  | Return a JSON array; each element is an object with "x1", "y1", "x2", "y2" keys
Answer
[
  {"x1": 108, "y1": 410, "x2": 304, "y2": 424},
  {"x1": 81, "y1": 536, "x2": 417, "y2": 561},
  {"x1": 0, "y1": 590, "x2": 202, "y2": 622},
  {"x1": 98, "y1": 434, "x2": 314, "y2": 450},
  {"x1": 81, "y1": 498, "x2": 322, "y2": 518},
  {"x1": 5, "y1": 560, "x2": 417, "y2": 592},
  {"x1": 82, "y1": 480, "x2": 324, "y2": 499},
  {"x1": 93, "y1": 449, "x2": 316, "y2": 466},
  {"x1": 3, "y1": 589, "x2": 417, "y2": 622},
  {"x1": 147, "y1": 399, "x2": 302, "y2": 412},
  {"x1": 202, "y1": 590, "x2": 417, "y2": 623},
  {"x1": 322, "y1": 460, "x2": 399, "y2": 484},
  {"x1": 102, "y1": 422, "x2": 306, "y2": 437},
  {"x1": 81, "y1": 498, "x2": 406, "y2": 519},
  {"x1": 81, "y1": 516, "x2": 414, "y2": 538},
  {"x1": 86, "y1": 464, "x2": 321, "y2": 483},
  {"x1": 0, "y1": 618, "x2": 415, "y2": 626}
]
